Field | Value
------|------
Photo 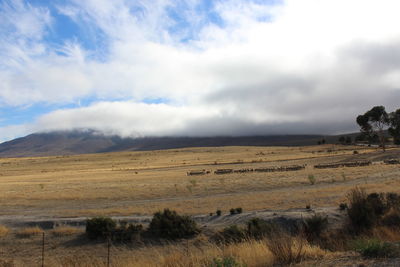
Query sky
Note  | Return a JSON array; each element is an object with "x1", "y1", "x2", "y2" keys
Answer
[{"x1": 1, "y1": 0, "x2": 400, "y2": 142}]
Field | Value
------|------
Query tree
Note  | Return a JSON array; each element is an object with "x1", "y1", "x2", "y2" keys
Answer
[
  {"x1": 388, "y1": 109, "x2": 400, "y2": 145},
  {"x1": 357, "y1": 106, "x2": 389, "y2": 151}
]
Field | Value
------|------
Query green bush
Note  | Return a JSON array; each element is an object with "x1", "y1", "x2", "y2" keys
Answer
[
  {"x1": 148, "y1": 209, "x2": 199, "y2": 240},
  {"x1": 86, "y1": 217, "x2": 116, "y2": 240},
  {"x1": 353, "y1": 239, "x2": 399, "y2": 258},
  {"x1": 235, "y1": 207, "x2": 243, "y2": 214},
  {"x1": 216, "y1": 225, "x2": 247, "y2": 243},
  {"x1": 112, "y1": 223, "x2": 143, "y2": 242},
  {"x1": 216, "y1": 210, "x2": 222, "y2": 216},
  {"x1": 210, "y1": 257, "x2": 244, "y2": 267},
  {"x1": 303, "y1": 214, "x2": 328, "y2": 240},
  {"x1": 308, "y1": 174, "x2": 316, "y2": 185},
  {"x1": 247, "y1": 218, "x2": 275, "y2": 240},
  {"x1": 230, "y1": 208, "x2": 236, "y2": 215}
]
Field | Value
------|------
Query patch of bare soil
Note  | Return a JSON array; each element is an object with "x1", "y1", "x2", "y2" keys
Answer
[{"x1": 0, "y1": 206, "x2": 345, "y2": 233}]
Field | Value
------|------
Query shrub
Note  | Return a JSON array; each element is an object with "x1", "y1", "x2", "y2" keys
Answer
[
  {"x1": 86, "y1": 217, "x2": 116, "y2": 240},
  {"x1": 386, "y1": 193, "x2": 400, "y2": 210},
  {"x1": 347, "y1": 188, "x2": 378, "y2": 233},
  {"x1": 113, "y1": 223, "x2": 143, "y2": 242},
  {"x1": 381, "y1": 210, "x2": 400, "y2": 228},
  {"x1": 216, "y1": 210, "x2": 222, "y2": 216},
  {"x1": 266, "y1": 230, "x2": 306, "y2": 265},
  {"x1": 230, "y1": 208, "x2": 236, "y2": 215},
  {"x1": 308, "y1": 174, "x2": 316, "y2": 185},
  {"x1": 16, "y1": 227, "x2": 43, "y2": 238},
  {"x1": 216, "y1": 225, "x2": 247, "y2": 243},
  {"x1": 148, "y1": 209, "x2": 199, "y2": 240},
  {"x1": 235, "y1": 207, "x2": 243, "y2": 214},
  {"x1": 339, "y1": 203, "x2": 348, "y2": 210},
  {"x1": 353, "y1": 239, "x2": 399, "y2": 258},
  {"x1": 210, "y1": 257, "x2": 244, "y2": 267},
  {"x1": 303, "y1": 214, "x2": 328, "y2": 240},
  {"x1": 247, "y1": 218, "x2": 275, "y2": 240},
  {"x1": 306, "y1": 205, "x2": 311, "y2": 210},
  {"x1": 367, "y1": 193, "x2": 387, "y2": 217},
  {"x1": 347, "y1": 189, "x2": 400, "y2": 233}
]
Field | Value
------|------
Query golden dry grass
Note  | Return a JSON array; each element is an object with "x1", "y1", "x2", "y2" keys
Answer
[
  {"x1": 0, "y1": 145, "x2": 399, "y2": 217},
  {"x1": 29, "y1": 238, "x2": 327, "y2": 267},
  {"x1": 0, "y1": 225, "x2": 9, "y2": 237},
  {"x1": 15, "y1": 226, "x2": 43, "y2": 238},
  {"x1": 50, "y1": 226, "x2": 82, "y2": 237}
]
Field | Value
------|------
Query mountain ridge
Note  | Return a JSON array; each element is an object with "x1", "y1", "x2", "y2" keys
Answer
[{"x1": 0, "y1": 131, "x2": 355, "y2": 158}]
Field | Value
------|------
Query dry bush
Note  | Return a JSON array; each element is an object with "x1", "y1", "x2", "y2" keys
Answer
[
  {"x1": 51, "y1": 226, "x2": 81, "y2": 237},
  {"x1": 371, "y1": 226, "x2": 400, "y2": 242},
  {"x1": 16, "y1": 226, "x2": 43, "y2": 238},
  {"x1": 266, "y1": 231, "x2": 326, "y2": 265},
  {"x1": 347, "y1": 187, "x2": 377, "y2": 233},
  {"x1": 266, "y1": 232, "x2": 306, "y2": 265},
  {"x1": 0, "y1": 225, "x2": 10, "y2": 237}
]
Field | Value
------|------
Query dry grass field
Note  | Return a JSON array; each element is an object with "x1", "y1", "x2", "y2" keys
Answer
[
  {"x1": 0, "y1": 144, "x2": 399, "y2": 219},
  {"x1": 1, "y1": 144, "x2": 400, "y2": 266}
]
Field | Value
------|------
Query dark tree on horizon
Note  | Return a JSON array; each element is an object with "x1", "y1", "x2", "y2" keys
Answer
[
  {"x1": 389, "y1": 109, "x2": 400, "y2": 145},
  {"x1": 357, "y1": 106, "x2": 390, "y2": 151}
]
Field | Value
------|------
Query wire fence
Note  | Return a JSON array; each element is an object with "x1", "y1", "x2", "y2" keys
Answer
[{"x1": 0, "y1": 230, "x2": 199, "y2": 267}]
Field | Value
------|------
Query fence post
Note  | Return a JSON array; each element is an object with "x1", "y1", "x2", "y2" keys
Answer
[
  {"x1": 186, "y1": 239, "x2": 189, "y2": 256},
  {"x1": 41, "y1": 231, "x2": 45, "y2": 267},
  {"x1": 107, "y1": 236, "x2": 111, "y2": 267}
]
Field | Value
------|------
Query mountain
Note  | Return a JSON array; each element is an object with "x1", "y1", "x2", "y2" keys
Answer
[{"x1": 0, "y1": 130, "x2": 349, "y2": 158}]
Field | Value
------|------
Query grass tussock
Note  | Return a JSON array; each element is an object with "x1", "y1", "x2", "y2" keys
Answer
[
  {"x1": 266, "y1": 232, "x2": 327, "y2": 265},
  {"x1": 51, "y1": 226, "x2": 82, "y2": 237},
  {"x1": 0, "y1": 225, "x2": 10, "y2": 237},
  {"x1": 16, "y1": 226, "x2": 43, "y2": 238},
  {"x1": 353, "y1": 238, "x2": 399, "y2": 258}
]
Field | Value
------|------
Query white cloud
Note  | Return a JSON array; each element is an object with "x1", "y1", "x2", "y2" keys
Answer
[{"x1": 1, "y1": 0, "x2": 400, "y2": 141}]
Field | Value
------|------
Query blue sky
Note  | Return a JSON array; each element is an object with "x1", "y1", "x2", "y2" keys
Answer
[{"x1": 1, "y1": 0, "x2": 400, "y2": 142}]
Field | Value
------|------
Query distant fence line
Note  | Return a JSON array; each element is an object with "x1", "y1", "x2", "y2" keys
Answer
[
  {"x1": 384, "y1": 159, "x2": 400, "y2": 165},
  {"x1": 314, "y1": 161, "x2": 372, "y2": 169},
  {"x1": 186, "y1": 158, "x2": 399, "y2": 175}
]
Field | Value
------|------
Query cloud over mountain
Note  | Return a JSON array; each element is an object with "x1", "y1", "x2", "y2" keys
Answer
[{"x1": 1, "y1": 0, "x2": 400, "y2": 141}]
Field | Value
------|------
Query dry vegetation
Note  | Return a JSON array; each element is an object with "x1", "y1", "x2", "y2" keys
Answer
[
  {"x1": 15, "y1": 226, "x2": 43, "y2": 238},
  {"x1": 0, "y1": 145, "x2": 400, "y2": 266},
  {"x1": 0, "y1": 232, "x2": 328, "y2": 267},
  {"x1": 0, "y1": 225, "x2": 9, "y2": 237},
  {"x1": 50, "y1": 226, "x2": 82, "y2": 237},
  {"x1": 0, "y1": 145, "x2": 399, "y2": 218}
]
